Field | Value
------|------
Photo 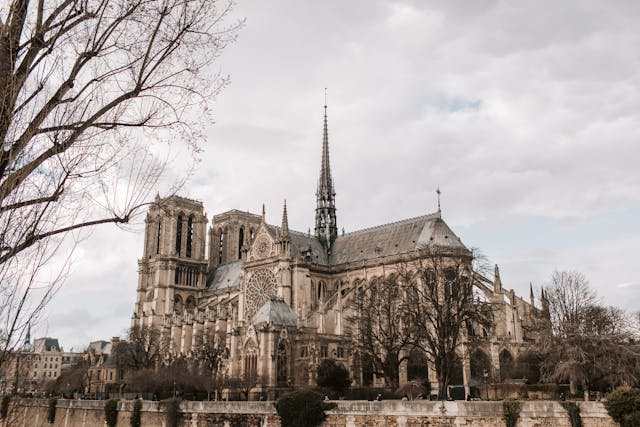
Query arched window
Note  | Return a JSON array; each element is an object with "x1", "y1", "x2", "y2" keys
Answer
[
  {"x1": 175, "y1": 214, "x2": 183, "y2": 256},
  {"x1": 250, "y1": 228, "x2": 255, "y2": 241},
  {"x1": 156, "y1": 219, "x2": 161, "y2": 254},
  {"x1": 470, "y1": 349, "x2": 492, "y2": 383},
  {"x1": 186, "y1": 215, "x2": 194, "y2": 258},
  {"x1": 317, "y1": 282, "x2": 325, "y2": 301},
  {"x1": 174, "y1": 295, "x2": 184, "y2": 314},
  {"x1": 244, "y1": 347, "x2": 258, "y2": 379},
  {"x1": 238, "y1": 227, "x2": 244, "y2": 260},
  {"x1": 185, "y1": 295, "x2": 196, "y2": 313},
  {"x1": 276, "y1": 340, "x2": 288, "y2": 386},
  {"x1": 499, "y1": 349, "x2": 514, "y2": 381},
  {"x1": 218, "y1": 229, "x2": 224, "y2": 264},
  {"x1": 407, "y1": 348, "x2": 429, "y2": 382}
]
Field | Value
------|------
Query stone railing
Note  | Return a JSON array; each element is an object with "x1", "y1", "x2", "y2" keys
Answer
[{"x1": 2, "y1": 398, "x2": 618, "y2": 427}]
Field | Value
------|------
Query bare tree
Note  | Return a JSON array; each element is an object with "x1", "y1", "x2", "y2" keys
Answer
[
  {"x1": 545, "y1": 270, "x2": 597, "y2": 336},
  {"x1": 0, "y1": 0, "x2": 241, "y2": 368},
  {"x1": 227, "y1": 370, "x2": 264, "y2": 401},
  {"x1": 112, "y1": 325, "x2": 169, "y2": 371},
  {"x1": 348, "y1": 273, "x2": 414, "y2": 390},
  {"x1": 538, "y1": 270, "x2": 640, "y2": 396},
  {"x1": 347, "y1": 247, "x2": 492, "y2": 396},
  {"x1": 402, "y1": 249, "x2": 494, "y2": 400},
  {"x1": 193, "y1": 331, "x2": 229, "y2": 400}
]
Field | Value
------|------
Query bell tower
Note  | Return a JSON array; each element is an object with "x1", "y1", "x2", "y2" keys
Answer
[{"x1": 132, "y1": 195, "x2": 208, "y2": 329}]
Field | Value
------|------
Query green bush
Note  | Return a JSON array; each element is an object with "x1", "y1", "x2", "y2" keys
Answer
[
  {"x1": 104, "y1": 399, "x2": 118, "y2": 427},
  {"x1": 130, "y1": 399, "x2": 142, "y2": 427},
  {"x1": 503, "y1": 401, "x2": 521, "y2": 427},
  {"x1": 47, "y1": 398, "x2": 57, "y2": 424},
  {"x1": 621, "y1": 411, "x2": 640, "y2": 427},
  {"x1": 1, "y1": 395, "x2": 10, "y2": 419},
  {"x1": 560, "y1": 402, "x2": 582, "y2": 427},
  {"x1": 275, "y1": 390, "x2": 335, "y2": 427},
  {"x1": 316, "y1": 359, "x2": 351, "y2": 397},
  {"x1": 604, "y1": 387, "x2": 640, "y2": 426},
  {"x1": 164, "y1": 398, "x2": 182, "y2": 427}
]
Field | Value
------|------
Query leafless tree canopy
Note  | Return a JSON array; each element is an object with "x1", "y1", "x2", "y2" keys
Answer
[
  {"x1": 538, "y1": 270, "x2": 640, "y2": 394},
  {"x1": 0, "y1": 0, "x2": 241, "y2": 366},
  {"x1": 349, "y1": 248, "x2": 494, "y2": 397}
]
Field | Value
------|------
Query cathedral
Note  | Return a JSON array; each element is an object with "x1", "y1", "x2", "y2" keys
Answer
[{"x1": 131, "y1": 105, "x2": 544, "y2": 397}]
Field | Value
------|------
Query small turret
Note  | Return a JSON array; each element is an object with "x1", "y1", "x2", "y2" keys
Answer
[
  {"x1": 494, "y1": 264, "x2": 503, "y2": 293},
  {"x1": 281, "y1": 199, "x2": 289, "y2": 239},
  {"x1": 279, "y1": 200, "x2": 291, "y2": 256},
  {"x1": 540, "y1": 286, "x2": 549, "y2": 313},
  {"x1": 529, "y1": 282, "x2": 535, "y2": 306},
  {"x1": 22, "y1": 323, "x2": 31, "y2": 352}
]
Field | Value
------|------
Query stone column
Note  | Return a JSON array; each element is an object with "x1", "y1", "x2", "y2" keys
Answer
[{"x1": 462, "y1": 352, "x2": 471, "y2": 399}]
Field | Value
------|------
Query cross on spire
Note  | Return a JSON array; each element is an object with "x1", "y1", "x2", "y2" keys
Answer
[{"x1": 436, "y1": 187, "x2": 442, "y2": 214}]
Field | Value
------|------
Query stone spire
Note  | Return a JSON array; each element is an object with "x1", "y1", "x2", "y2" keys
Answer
[
  {"x1": 22, "y1": 323, "x2": 31, "y2": 352},
  {"x1": 315, "y1": 102, "x2": 337, "y2": 251},
  {"x1": 494, "y1": 264, "x2": 502, "y2": 292},
  {"x1": 529, "y1": 282, "x2": 535, "y2": 305},
  {"x1": 281, "y1": 199, "x2": 289, "y2": 238}
]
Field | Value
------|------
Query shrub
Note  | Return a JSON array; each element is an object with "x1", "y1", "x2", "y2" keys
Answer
[
  {"x1": 560, "y1": 402, "x2": 582, "y2": 427},
  {"x1": 164, "y1": 398, "x2": 182, "y2": 427},
  {"x1": 130, "y1": 399, "x2": 142, "y2": 427},
  {"x1": 104, "y1": 399, "x2": 119, "y2": 427},
  {"x1": 604, "y1": 387, "x2": 640, "y2": 427},
  {"x1": 275, "y1": 390, "x2": 335, "y2": 427},
  {"x1": 503, "y1": 401, "x2": 521, "y2": 427},
  {"x1": 47, "y1": 398, "x2": 57, "y2": 424},
  {"x1": 621, "y1": 411, "x2": 640, "y2": 427},
  {"x1": 1, "y1": 395, "x2": 10, "y2": 419},
  {"x1": 316, "y1": 359, "x2": 351, "y2": 397}
]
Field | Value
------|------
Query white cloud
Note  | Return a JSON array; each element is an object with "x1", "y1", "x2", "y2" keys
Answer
[{"x1": 38, "y1": 0, "x2": 640, "y2": 347}]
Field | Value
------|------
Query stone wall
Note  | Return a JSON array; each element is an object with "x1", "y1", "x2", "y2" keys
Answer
[{"x1": 1, "y1": 398, "x2": 618, "y2": 427}]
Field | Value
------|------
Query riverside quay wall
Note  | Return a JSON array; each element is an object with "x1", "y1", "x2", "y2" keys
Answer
[{"x1": 2, "y1": 398, "x2": 618, "y2": 427}]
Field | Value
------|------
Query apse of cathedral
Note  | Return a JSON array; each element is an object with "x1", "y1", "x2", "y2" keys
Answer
[{"x1": 131, "y1": 105, "x2": 546, "y2": 395}]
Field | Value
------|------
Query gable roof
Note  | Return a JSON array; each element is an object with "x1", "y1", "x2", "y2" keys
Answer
[
  {"x1": 252, "y1": 297, "x2": 297, "y2": 327},
  {"x1": 329, "y1": 213, "x2": 468, "y2": 265},
  {"x1": 207, "y1": 260, "x2": 243, "y2": 290}
]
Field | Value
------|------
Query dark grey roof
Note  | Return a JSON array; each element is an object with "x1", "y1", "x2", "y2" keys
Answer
[
  {"x1": 207, "y1": 260, "x2": 243, "y2": 290},
  {"x1": 87, "y1": 340, "x2": 110, "y2": 354},
  {"x1": 32, "y1": 337, "x2": 60, "y2": 352},
  {"x1": 329, "y1": 213, "x2": 468, "y2": 265},
  {"x1": 253, "y1": 297, "x2": 297, "y2": 326},
  {"x1": 288, "y1": 230, "x2": 330, "y2": 264}
]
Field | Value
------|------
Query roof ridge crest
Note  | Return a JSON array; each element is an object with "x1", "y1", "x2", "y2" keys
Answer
[{"x1": 340, "y1": 212, "x2": 441, "y2": 237}]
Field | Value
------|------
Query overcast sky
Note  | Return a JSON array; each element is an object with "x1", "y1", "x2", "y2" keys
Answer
[{"x1": 40, "y1": 0, "x2": 640, "y2": 350}]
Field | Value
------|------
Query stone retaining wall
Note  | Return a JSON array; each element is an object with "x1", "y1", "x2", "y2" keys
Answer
[{"x1": 1, "y1": 398, "x2": 618, "y2": 427}]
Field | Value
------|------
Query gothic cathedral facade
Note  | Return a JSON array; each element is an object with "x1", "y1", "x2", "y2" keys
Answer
[{"x1": 131, "y1": 106, "x2": 544, "y2": 396}]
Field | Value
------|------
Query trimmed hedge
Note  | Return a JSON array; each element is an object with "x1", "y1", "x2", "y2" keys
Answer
[
  {"x1": 130, "y1": 399, "x2": 142, "y2": 427},
  {"x1": 275, "y1": 390, "x2": 335, "y2": 427},
  {"x1": 164, "y1": 398, "x2": 182, "y2": 427},
  {"x1": 503, "y1": 401, "x2": 521, "y2": 427},
  {"x1": 104, "y1": 399, "x2": 118, "y2": 427},
  {"x1": 0, "y1": 395, "x2": 9, "y2": 419},
  {"x1": 560, "y1": 402, "x2": 582, "y2": 427},
  {"x1": 604, "y1": 387, "x2": 640, "y2": 427},
  {"x1": 47, "y1": 398, "x2": 57, "y2": 424}
]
